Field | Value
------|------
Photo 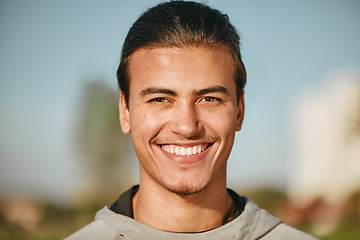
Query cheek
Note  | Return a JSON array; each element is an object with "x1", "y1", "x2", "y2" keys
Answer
[
  {"x1": 130, "y1": 111, "x2": 165, "y2": 138},
  {"x1": 202, "y1": 108, "x2": 238, "y2": 133},
  {"x1": 130, "y1": 113, "x2": 159, "y2": 160}
]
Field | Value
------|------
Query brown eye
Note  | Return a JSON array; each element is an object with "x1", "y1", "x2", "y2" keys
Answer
[
  {"x1": 204, "y1": 97, "x2": 215, "y2": 102},
  {"x1": 148, "y1": 98, "x2": 168, "y2": 103},
  {"x1": 202, "y1": 96, "x2": 222, "y2": 102}
]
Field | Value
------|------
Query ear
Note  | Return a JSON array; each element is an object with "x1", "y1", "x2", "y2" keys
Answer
[
  {"x1": 119, "y1": 92, "x2": 131, "y2": 134},
  {"x1": 235, "y1": 93, "x2": 245, "y2": 131}
]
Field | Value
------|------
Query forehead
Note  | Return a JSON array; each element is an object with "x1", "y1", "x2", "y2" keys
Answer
[
  {"x1": 128, "y1": 46, "x2": 235, "y2": 87},
  {"x1": 129, "y1": 45, "x2": 233, "y2": 65}
]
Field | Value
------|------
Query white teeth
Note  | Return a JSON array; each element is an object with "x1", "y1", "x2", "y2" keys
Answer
[
  {"x1": 186, "y1": 148, "x2": 192, "y2": 156},
  {"x1": 192, "y1": 146, "x2": 197, "y2": 155},
  {"x1": 180, "y1": 148, "x2": 186, "y2": 156},
  {"x1": 161, "y1": 144, "x2": 208, "y2": 156},
  {"x1": 170, "y1": 146, "x2": 175, "y2": 154}
]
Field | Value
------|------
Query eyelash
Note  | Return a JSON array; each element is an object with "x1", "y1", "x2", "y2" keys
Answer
[
  {"x1": 148, "y1": 97, "x2": 169, "y2": 103},
  {"x1": 201, "y1": 96, "x2": 223, "y2": 102},
  {"x1": 147, "y1": 96, "x2": 223, "y2": 104}
]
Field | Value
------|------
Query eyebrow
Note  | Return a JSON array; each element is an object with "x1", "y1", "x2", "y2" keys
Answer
[
  {"x1": 139, "y1": 85, "x2": 229, "y2": 97},
  {"x1": 139, "y1": 87, "x2": 177, "y2": 96},
  {"x1": 195, "y1": 86, "x2": 230, "y2": 96}
]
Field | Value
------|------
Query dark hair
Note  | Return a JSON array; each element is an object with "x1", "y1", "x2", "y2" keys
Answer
[{"x1": 117, "y1": 1, "x2": 246, "y2": 106}]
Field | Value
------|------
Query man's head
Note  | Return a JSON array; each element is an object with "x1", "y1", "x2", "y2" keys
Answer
[
  {"x1": 117, "y1": 1, "x2": 246, "y2": 195},
  {"x1": 117, "y1": 1, "x2": 246, "y2": 107}
]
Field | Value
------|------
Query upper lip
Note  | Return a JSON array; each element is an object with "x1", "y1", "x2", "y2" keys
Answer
[{"x1": 158, "y1": 142, "x2": 211, "y2": 148}]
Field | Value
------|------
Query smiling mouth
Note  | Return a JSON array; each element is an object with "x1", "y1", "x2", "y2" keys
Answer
[{"x1": 160, "y1": 143, "x2": 212, "y2": 156}]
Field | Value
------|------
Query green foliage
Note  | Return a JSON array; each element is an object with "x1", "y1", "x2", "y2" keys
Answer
[
  {"x1": 0, "y1": 199, "x2": 99, "y2": 240},
  {"x1": 236, "y1": 188, "x2": 360, "y2": 240},
  {"x1": 77, "y1": 80, "x2": 133, "y2": 203},
  {"x1": 242, "y1": 187, "x2": 286, "y2": 214}
]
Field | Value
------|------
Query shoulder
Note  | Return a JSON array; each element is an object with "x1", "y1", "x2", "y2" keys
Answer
[
  {"x1": 238, "y1": 195, "x2": 318, "y2": 240},
  {"x1": 64, "y1": 207, "x2": 121, "y2": 240},
  {"x1": 260, "y1": 223, "x2": 319, "y2": 240},
  {"x1": 64, "y1": 219, "x2": 119, "y2": 240}
]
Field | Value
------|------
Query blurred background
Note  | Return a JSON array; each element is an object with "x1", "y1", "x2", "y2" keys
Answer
[{"x1": 0, "y1": 0, "x2": 359, "y2": 239}]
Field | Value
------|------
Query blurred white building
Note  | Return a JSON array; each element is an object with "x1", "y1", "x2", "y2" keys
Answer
[{"x1": 288, "y1": 73, "x2": 360, "y2": 202}]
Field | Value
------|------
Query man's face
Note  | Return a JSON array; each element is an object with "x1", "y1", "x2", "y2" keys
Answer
[{"x1": 119, "y1": 47, "x2": 244, "y2": 195}]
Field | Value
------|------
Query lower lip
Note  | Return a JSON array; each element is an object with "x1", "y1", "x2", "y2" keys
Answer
[{"x1": 159, "y1": 145, "x2": 211, "y2": 164}]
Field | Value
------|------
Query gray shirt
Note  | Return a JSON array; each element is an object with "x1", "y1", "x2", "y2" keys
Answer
[{"x1": 65, "y1": 195, "x2": 318, "y2": 240}]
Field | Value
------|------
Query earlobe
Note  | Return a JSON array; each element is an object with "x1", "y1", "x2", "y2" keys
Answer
[
  {"x1": 235, "y1": 94, "x2": 245, "y2": 131},
  {"x1": 119, "y1": 92, "x2": 131, "y2": 134}
]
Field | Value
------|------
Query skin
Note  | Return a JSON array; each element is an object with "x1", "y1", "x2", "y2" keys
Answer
[{"x1": 119, "y1": 46, "x2": 244, "y2": 232}]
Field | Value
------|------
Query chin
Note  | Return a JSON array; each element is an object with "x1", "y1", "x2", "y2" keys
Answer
[{"x1": 164, "y1": 180, "x2": 210, "y2": 196}]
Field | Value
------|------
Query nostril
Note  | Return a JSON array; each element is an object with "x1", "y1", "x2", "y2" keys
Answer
[{"x1": 171, "y1": 115, "x2": 200, "y2": 135}]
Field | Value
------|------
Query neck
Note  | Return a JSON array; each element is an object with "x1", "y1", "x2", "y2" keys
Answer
[{"x1": 132, "y1": 180, "x2": 235, "y2": 232}]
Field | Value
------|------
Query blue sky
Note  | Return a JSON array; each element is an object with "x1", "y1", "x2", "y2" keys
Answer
[{"x1": 1, "y1": 0, "x2": 359, "y2": 203}]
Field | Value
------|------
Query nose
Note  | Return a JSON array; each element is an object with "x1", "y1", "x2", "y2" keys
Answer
[{"x1": 170, "y1": 103, "x2": 203, "y2": 139}]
